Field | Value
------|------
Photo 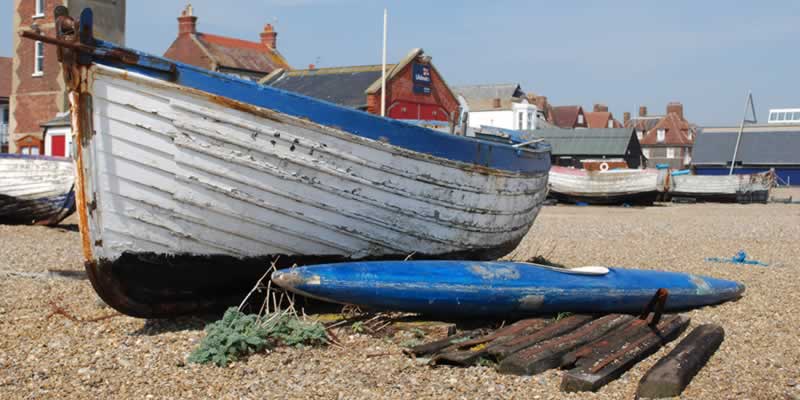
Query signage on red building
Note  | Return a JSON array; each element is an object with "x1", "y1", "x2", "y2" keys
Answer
[{"x1": 412, "y1": 63, "x2": 431, "y2": 95}]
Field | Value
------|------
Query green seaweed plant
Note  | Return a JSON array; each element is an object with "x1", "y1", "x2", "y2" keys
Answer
[{"x1": 188, "y1": 307, "x2": 328, "y2": 367}]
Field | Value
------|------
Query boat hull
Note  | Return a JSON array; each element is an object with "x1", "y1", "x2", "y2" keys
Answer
[
  {"x1": 547, "y1": 166, "x2": 663, "y2": 205},
  {"x1": 0, "y1": 155, "x2": 76, "y2": 225},
  {"x1": 272, "y1": 261, "x2": 745, "y2": 317},
  {"x1": 71, "y1": 64, "x2": 549, "y2": 317},
  {"x1": 667, "y1": 172, "x2": 773, "y2": 203}
]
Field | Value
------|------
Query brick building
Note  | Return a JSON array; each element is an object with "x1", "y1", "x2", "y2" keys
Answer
[
  {"x1": 584, "y1": 104, "x2": 623, "y2": 129},
  {"x1": 551, "y1": 105, "x2": 588, "y2": 129},
  {"x1": 1, "y1": 57, "x2": 11, "y2": 152},
  {"x1": 9, "y1": 0, "x2": 125, "y2": 154},
  {"x1": 263, "y1": 49, "x2": 459, "y2": 122},
  {"x1": 163, "y1": 5, "x2": 290, "y2": 81},
  {"x1": 625, "y1": 102, "x2": 696, "y2": 168}
]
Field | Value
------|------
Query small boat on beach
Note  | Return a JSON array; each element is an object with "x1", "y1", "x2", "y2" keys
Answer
[
  {"x1": 666, "y1": 170, "x2": 774, "y2": 203},
  {"x1": 25, "y1": 8, "x2": 551, "y2": 317},
  {"x1": 272, "y1": 261, "x2": 745, "y2": 317},
  {"x1": 0, "y1": 154, "x2": 76, "y2": 226},
  {"x1": 547, "y1": 166, "x2": 664, "y2": 205}
]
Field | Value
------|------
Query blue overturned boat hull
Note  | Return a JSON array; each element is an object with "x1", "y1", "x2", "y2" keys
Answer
[{"x1": 271, "y1": 261, "x2": 744, "y2": 317}]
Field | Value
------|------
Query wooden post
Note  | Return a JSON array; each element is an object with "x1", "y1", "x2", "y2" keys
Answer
[{"x1": 636, "y1": 324, "x2": 724, "y2": 398}]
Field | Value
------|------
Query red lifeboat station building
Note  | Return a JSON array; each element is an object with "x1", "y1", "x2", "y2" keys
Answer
[{"x1": 261, "y1": 49, "x2": 459, "y2": 122}]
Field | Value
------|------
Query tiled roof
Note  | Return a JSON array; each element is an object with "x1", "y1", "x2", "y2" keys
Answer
[
  {"x1": 551, "y1": 106, "x2": 584, "y2": 128},
  {"x1": 195, "y1": 33, "x2": 289, "y2": 73},
  {"x1": 585, "y1": 111, "x2": 622, "y2": 129},
  {"x1": 0, "y1": 57, "x2": 12, "y2": 99},
  {"x1": 693, "y1": 128, "x2": 800, "y2": 165},
  {"x1": 625, "y1": 117, "x2": 661, "y2": 132},
  {"x1": 454, "y1": 84, "x2": 525, "y2": 112},
  {"x1": 640, "y1": 112, "x2": 693, "y2": 145},
  {"x1": 264, "y1": 64, "x2": 394, "y2": 108}
]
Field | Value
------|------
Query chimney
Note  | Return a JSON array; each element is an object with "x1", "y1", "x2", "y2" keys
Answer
[
  {"x1": 492, "y1": 98, "x2": 501, "y2": 108},
  {"x1": 178, "y1": 4, "x2": 197, "y2": 36},
  {"x1": 639, "y1": 106, "x2": 647, "y2": 117},
  {"x1": 593, "y1": 103, "x2": 608, "y2": 112},
  {"x1": 623, "y1": 112, "x2": 631, "y2": 125},
  {"x1": 666, "y1": 102, "x2": 684, "y2": 120},
  {"x1": 261, "y1": 24, "x2": 277, "y2": 50}
]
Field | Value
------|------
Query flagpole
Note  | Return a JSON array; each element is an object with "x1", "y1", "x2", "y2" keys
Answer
[{"x1": 381, "y1": 8, "x2": 387, "y2": 117}]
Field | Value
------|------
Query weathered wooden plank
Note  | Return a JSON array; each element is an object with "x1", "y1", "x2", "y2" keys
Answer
[
  {"x1": 487, "y1": 315, "x2": 595, "y2": 360},
  {"x1": 431, "y1": 318, "x2": 551, "y2": 366},
  {"x1": 636, "y1": 324, "x2": 725, "y2": 398},
  {"x1": 561, "y1": 314, "x2": 674, "y2": 369},
  {"x1": 404, "y1": 330, "x2": 486, "y2": 357},
  {"x1": 497, "y1": 314, "x2": 634, "y2": 376},
  {"x1": 561, "y1": 315, "x2": 690, "y2": 393},
  {"x1": 453, "y1": 318, "x2": 551, "y2": 349}
]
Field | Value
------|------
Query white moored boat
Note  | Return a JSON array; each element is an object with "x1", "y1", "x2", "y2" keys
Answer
[
  {"x1": 548, "y1": 166, "x2": 663, "y2": 205},
  {"x1": 667, "y1": 171, "x2": 774, "y2": 203},
  {"x1": 0, "y1": 154, "x2": 75, "y2": 225},
  {"x1": 28, "y1": 8, "x2": 551, "y2": 317}
]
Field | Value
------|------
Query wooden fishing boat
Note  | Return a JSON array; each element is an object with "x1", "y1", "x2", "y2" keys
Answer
[
  {"x1": 271, "y1": 261, "x2": 745, "y2": 317},
  {"x1": 26, "y1": 8, "x2": 551, "y2": 317},
  {"x1": 667, "y1": 170, "x2": 773, "y2": 203},
  {"x1": 548, "y1": 166, "x2": 663, "y2": 205},
  {"x1": 0, "y1": 154, "x2": 76, "y2": 225}
]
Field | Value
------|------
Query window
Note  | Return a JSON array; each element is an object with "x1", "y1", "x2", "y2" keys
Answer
[
  {"x1": 34, "y1": 41, "x2": 44, "y2": 76},
  {"x1": 656, "y1": 128, "x2": 665, "y2": 142},
  {"x1": 577, "y1": 114, "x2": 584, "y2": 124},
  {"x1": 35, "y1": 0, "x2": 45, "y2": 17},
  {"x1": 777, "y1": 112, "x2": 785, "y2": 121},
  {"x1": 518, "y1": 112, "x2": 523, "y2": 130},
  {"x1": 793, "y1": 112, "x2": 800, "y2": 121},
  {"x1": 527, "y1": 112, "x2": 533, "y2": 130},
  {"x1": 21, "y1": 146, "x2": 40, "y2": 155},
  {"x1": 643, "y1": 148, "x2": 650, "y2": 158},
  {"x1": 688, "y1": 130, "x2": 692, "y2": 140},
  {"x1": 666, "y1": 147, "x2": 675, "y2": 158},
  {"x1": 636, "y1": 130, "x2": 643, "y2": 140},
  {"x1": 769, "y1": 112, "x2": 777, "y2": 121},
  {"x1": 607, "y1": 120, "x2": 614, "y2": 128}
]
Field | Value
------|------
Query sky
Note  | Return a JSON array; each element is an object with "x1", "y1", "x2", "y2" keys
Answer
[{"x1": 2, "y1": 0, "x2": 798, "y2": 126}]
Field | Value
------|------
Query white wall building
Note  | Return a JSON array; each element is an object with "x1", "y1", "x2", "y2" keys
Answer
[
  {"x1": 454, "y1": 83, "x2": 543, "y2": 133},
  {"x1": 768, "y1": 108, "x2": 800, "y2": 124}
]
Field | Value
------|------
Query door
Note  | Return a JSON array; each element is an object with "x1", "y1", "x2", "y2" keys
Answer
[{"x1": 51, "y1": 135, "x2": 66, "y2": 157}]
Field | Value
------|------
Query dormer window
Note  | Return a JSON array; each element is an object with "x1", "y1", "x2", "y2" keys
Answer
[
  {"x1": 657, "y1": 129, "x2": 665, "y2": 143},
  {"x1": 607, "y1": 120, "x2": 614, "y2": 128},
  {"x1": 636, "y1": 130, "x2": 643, "y2": 140},
  {"x1": 577, "y1": 114, "x2": 584, "y2": 124}
]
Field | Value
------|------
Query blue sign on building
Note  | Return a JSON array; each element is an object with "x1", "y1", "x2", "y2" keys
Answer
[{"x1": 413, "y1": 63, "x2": 432, "y2": 95}]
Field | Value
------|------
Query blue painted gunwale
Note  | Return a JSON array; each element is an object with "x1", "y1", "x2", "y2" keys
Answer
[
  {"x1": 272, "y1": 261, "x2": 745, "y2": 316},
  {"x1": 87, "y1": 39, "x2": 550, "y2": 175}
]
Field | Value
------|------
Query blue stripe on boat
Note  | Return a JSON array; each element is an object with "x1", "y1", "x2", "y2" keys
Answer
[
  {"x1": 272, "y1": 261, "x2": 744, "y2": 316},
  {"x1": 90, "y1": 40, "x2": 550, "y2": 175}
]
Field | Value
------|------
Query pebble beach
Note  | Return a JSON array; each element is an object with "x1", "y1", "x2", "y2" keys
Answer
[{"x1": 1, "y1": 202, "x2": 799, "y2": 399}]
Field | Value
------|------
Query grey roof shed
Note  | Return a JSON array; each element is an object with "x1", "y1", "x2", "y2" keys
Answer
[
  {"x1": 693, "y1": 127, "x2": 800, "y2": 166},
  {"x1": 525, "y1": 128, "x2": 641, "y2": 156}
]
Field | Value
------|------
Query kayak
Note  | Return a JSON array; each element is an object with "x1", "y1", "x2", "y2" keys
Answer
[{"x1": 271, "y1": 261, "x2": 744, "y2": 317}]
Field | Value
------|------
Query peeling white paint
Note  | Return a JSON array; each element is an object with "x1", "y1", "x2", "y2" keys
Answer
[{"x1": 79, "y1": 65, "x2": 549, "y2": 263}]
